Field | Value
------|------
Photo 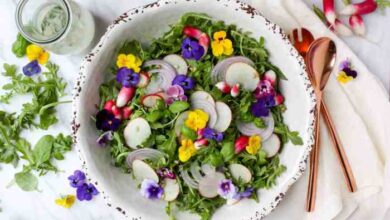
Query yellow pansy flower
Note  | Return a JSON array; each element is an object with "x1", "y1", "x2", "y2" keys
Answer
[
  {"x1": 55, "y1": 195, "x2": 76, "y2": 209},
  {"x1": 246, "y1": 135, "x2": 261, "y2": 155},
  {"x1": 26, "y1": 44, "x2": 49, "y2": 64},
  {"x1": 178, "y1": 139, "x2": 196, "y2": 162},
  {"x1": 211, "y1": 31, "x2": 234, "y2": 57},
  {"x1": 184, "y1": 109, "x2": 209, "y2": 131},
  {"x1": 116, "y1": 53, "x2": 142, "y2": 72},
  {"x1": 337, "y1": 71, "x2": 353, "y2": 84}
]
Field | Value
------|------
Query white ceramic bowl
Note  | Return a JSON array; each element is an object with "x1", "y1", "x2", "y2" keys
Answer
[{"x1": 72, "y1": 0, "x2": 316, "y2": 219}]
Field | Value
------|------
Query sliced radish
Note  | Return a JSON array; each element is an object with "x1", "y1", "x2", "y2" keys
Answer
[
  {"x1": 190, "y1": 91, "x2": 215, "y2": 107},
  {"x1": 212, "y1": 102, "x2": 232, "y2": 132},
  {"x1": 132, "y1": 159, "x2": 159, "y2": 182},
  {"x1": 162, "y1": 178, "x2": 180, "y2": 201},
  {"x1": 124, "y1": 118, "x2": 151, "y2": 149},
  {"x1": 137, "y1": 72, "x2": 150, "y2": 88},
  {"x1": 141, "y1": 94, "x2": 163, "y2": 108},
  {"x1": 201, "y1": 164, "x2": 216, "y2": 175},
  {"x1": 225, "y1": 62, "x2": 260, "y2": 91},
  {"x1": 180, "y1": 167, "x2": 199, "y2": 188},
  {"x1": 126, "y1": 149, "x2": 165, "y2": 168},
  {"x1": 226, "y1": 198, "x2": 240, "y2": 205},
  {"x1": 211, "y1": 56, "x2": 255, "y2": 83},
  {"x1": 156, "y1": 92, "x2": 168, "y2": 101},
  {"x1": 174, "y1": 111, "x2": 189, "y2": 136},
  {"x1": 190, "y1": 162, "x2": 203, "y2": 182},
  {"x1": 263, "y1": 70, "x2": 277, "y2": 86},
  {"x1": 262, "y1": 134, "x2": 281, "y2": 158},
  {"x1": 191, "y1": 99, "x2": 217, "y2": 127},
  {"x1": 229, "y1": 164, "x2": 252, "y2": 184},
  {"x1": 198, "y1": 172, "x2": 225, "y2": 198},
  {"x1": 236, "y1": 115, "x2": 274, "y2": 141},
  {"x1": 163, "y1": 54, "x2": 188, "y2": 75}
]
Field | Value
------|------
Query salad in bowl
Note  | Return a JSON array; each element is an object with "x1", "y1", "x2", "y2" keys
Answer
[{"x1": 92, "y1": 12, "x2": 303, "y2": 219}]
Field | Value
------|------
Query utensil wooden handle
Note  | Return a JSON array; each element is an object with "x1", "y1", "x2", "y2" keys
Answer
[
  {"x1": 321, "y1": 102, "x2": 357, "y2": 192},
  {"x1": 306, "y1": 96, "x2": 322, "y2": 212}
]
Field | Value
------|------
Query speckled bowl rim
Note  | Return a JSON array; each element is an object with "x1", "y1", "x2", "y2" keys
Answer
[{"x1": 72, "y1": 0, "x2": 316, "y2": 219}]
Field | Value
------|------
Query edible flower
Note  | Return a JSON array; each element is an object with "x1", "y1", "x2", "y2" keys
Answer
[
  {"x1": 253, "y1": 80, "x2": 275, "y2": 99},
  {"x1": 140, "y1": 179, "x2": 164, "y2": 200},
  {"x1": 211, "y1": 31, "x2": 233, "y2": 57},
  {"x1": 23, "y1": 60, "x2": 41, "y2": 76},
  {"x1": 337, "y1": 71, "x2": 353, "y2": 84},
  {"x1": 203, "y1": 127, "x2": 224, "y2": 142},
  {"x1": 181, "y1": 37, "x2": 205, "y2": 61},
  {"x1": 178, "y1": 139, "x2": 197, "y2": 162},
  {"x1": 166, "y1": 85, "x2": 188, "y2": 105},
  {"x1": 68, "y1": 170, "x2": 86, "y2": 188},
  {"x1": 116, "y1": 67, "x2": 140, "y2": 87},
  {"x1": 95, "y1": 109, "x2": 121, "y2": 131},
  {"x1": 55, "y1": 195, "x2": 76, "y2": 209},
  {"x1": 76, "y1": 183, "x2": 99, "y2": 201},
  {"x1": 185, "y1": 109, "x2": 209, "y2": 131},
  {"x1": 157, "y1": 168, "x2": 176, "y2": 179},
  {"x1": 116, "y1": 53, "x2": 142, "y2": 72},
  {"x1": 172, "y1": 74, "x2": 195, "y2": 90},
  {"x1": 236, "y1": 187, "x2": 254, "y2": 199},
  {"x1": 96, "y1": 131, "x2": 114, "y2": 147},
  {"x1": 26, "y1": 44, "x2": 49, "y2": 64},
  {"x1": 337, "y1": 58, "x2": 358, "y2": 84},
  {"x1": 251, "y1": 95, "x2": 275, "y2": 117},
  {"x1": 218, "y1": 179, "x2": 237, "y2": 199},
  {"x1": 246, "y1": 135, "x2": 261, "y2": 155}
]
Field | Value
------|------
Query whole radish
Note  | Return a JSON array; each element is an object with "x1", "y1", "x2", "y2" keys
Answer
[
  {"x1": 340, "y1": 0, "x2": 377, "y2": 16},
  {"x1": 117, "y1": 87, "x2": 135, "y2": 108},
  {"x1": 349, "y1": 15, "x2": 365, "y2": 36},
  {"x1": 323, "y1": 0, "x2": 336, "y2": 25}
]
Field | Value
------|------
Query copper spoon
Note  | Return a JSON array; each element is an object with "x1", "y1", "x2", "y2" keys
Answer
[
  {"x1": 289, "y1": 27, "x2": 315, "y2": 58},
  {"x1": 305, "y1": 37, "x2": 337, "y2": 212}
]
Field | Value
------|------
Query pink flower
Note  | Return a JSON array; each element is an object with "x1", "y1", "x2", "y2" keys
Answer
[{"x1": 166, "y1": 85, "x2": 188, "y2": 105}]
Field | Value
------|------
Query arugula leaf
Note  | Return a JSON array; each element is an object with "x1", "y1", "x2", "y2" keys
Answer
[
  {"x1": 168, "y1": 101, "x2": 189, "y2": 114},
  {"x1": 220, "y1": 142, "x2": 235, "y2": 162},
  {"x1": 33, "y1": 135, "x2": 55, "y2": 167},
  {"x1": 14, "y1": 171, "x2": 38, "y2": 191},
  {"x1": 157, "y1": 130, "x2": 177, "y2": 163},
  {"x1": 12, "y1": 33, "x2": 31, "y2": 58}
]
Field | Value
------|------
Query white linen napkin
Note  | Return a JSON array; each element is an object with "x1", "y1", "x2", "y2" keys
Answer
[{"x1": 245, "y1": 0, "x2": 390, "y2": 219}]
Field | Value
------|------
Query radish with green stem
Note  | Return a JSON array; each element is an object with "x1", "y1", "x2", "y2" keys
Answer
[
  {"x1": 117, "y1": 87, "x2": 135, "y2": 107},
  {"x1": 333, "y1": 19, "x2": 353, "y2": 36},
  {"x1": 349, "y1": 15, "x2": 365, "y2": 36},
  {"x1": 323, "y1": 0, "x2": 336, "y2": 24},
  {"x1": 340, "y1": 0, "x2": 377, "y2": 15}
]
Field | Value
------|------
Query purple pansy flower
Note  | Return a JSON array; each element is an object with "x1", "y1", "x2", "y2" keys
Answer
[
  {"x1": 251, "y1": 95, "x2": 275, "y2": 117},
  {"x1": 96, "y1": 131, "x2": 113, "y2": 147},
  {"x1": 234, "y1": 187, "x2": 254, "y2": 200},
  {"x1": 166, "y1": 85, "x2": 188, "y2": 105},
  {"x1": 23, "y1": 60, "x2": 41, "y2": 76},
  {"x1": 343, "y1": 67, "x2": 358, "y2": 78},
  {"x1": 181, "y1": 37, "x2": 205, "y2": 61},
  {"x1": 76, "y1": 183, "x2": 99, "y2": 201},
  {"x1": 172, "y1": 75, "x2": 195, "y2": 90},
  {"x1": 157, "y1": 168, "x2": 176, "y2": 179},
  {"x1": 140, "y1": 179, "x2": 164, "y2": 200},
  {"x1": 95, "y1": 109, "x2": 121, "y2": 131},
  {"x1": 253, "y1": 80, "x2": 275, "y2": 99},
  {"x1": 203, "y1": 127, "x2": 224, "y2": 142},
  {"x1": 218, "y1": 179, "x2": 237, "y2": 199},
  {"x1": 116, "y1": 67, "x2": 140, "y2": 87},
  {"x1": 339, "y1": 59, "x2": 351, "y2": 70},
  {"x1": 68, "y1": 170, "x2": 86, "y2": 188}
]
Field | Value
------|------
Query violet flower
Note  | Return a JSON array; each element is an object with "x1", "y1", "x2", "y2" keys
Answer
[
  {"x1": 96, "y1": 131, "x2": 114, "y2": 147},
  {"x1": 68, "y1": 170, "x2": 86, "y2": 188},
  {"x1": 181, "y1": 37, "x2": 205, "y2": 61},
  {"x1": 23, "y1": 60, "x2": 41, "y2": 76},
  {"x1": 166, "y1": 85, "x2": 188, "y2": 105},
  {"x1": 95, "y1": 109, "x2": 121, "y2": 131},
  {"x1": 234, "y1": 187, "x2": 254, "y2": 200},
  {"x1": 76, "y1": 183, "x2": 99, "y2": 201},
  {"x1": 253, "y1": 80, "x2": 275, "y2": 99},
  {"x1": 172, "y1": 75, "x2": 195, "y2": 90},
  {"x1": 339, "y1": 59, "x2": 351, "y2": 70},
  {"x1": 343, "y1": 67, "x2": 358, "y2": 78},
  {"x1": 140, "y1": 179, "x2": 164, "y2": 200},
  {"x1": 203, "y1": 127, "x2": 224, "y2": 142},
  {"x1": 116, "y1": 67, "x2": 140, "y2": 87},
  {"x1": 218, "y1": 179, "x2": 237, "y2": 199},
  {"x1": 251, "y1": 95, "x2": 275, "y2": 117},
  {"x1": 157, "y1": 168, "x2": 176, "y2": 179}
]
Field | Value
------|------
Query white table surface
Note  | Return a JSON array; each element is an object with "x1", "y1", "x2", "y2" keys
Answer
[{"x1": 0, "y1": 0, "x2": 389, "y2": 219}]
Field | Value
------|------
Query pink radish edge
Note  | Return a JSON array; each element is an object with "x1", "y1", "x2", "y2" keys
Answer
[
  {"x1": 349, "y1": 15, "x2": 365, "y2": 36},
  {"x1": 323, "y1": 0, "x2": 336, "y2": 25},
  {"x1": 340, "y1": 0, "x2": 377, "y2": 16}
]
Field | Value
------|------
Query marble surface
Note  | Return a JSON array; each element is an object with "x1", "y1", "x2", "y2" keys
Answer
[{"x1": 0, "y1": 0, "x2": 389, "y2": 220}]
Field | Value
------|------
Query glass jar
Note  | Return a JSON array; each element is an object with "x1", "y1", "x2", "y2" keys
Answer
[{"x1": 15, "y1": 0, "x2": 95, "y2": 54}]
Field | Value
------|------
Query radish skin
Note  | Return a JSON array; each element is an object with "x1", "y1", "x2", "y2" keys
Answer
[
  {"x1": 333, "y1": 19, "x2": 353, "y2": 36},
  {"x1": 323, "y1": 0, "x2": 336, "y2": 24},
  {"x1": 141, "y1": 94, "x2": 163, "y2": 108},
  {"x1": 340, "y1": 0, "x2": 377, "y2": 16},
  {"x1": 117, "y1": 87, "x2": 135, "y2": 108},
  {"x1": 349, "y1": 15, "x2": 365, "y2": 36}
]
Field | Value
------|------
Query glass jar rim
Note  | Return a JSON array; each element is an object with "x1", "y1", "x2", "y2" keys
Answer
[{"x1": 15, "y1": 0, "x2": 72, "y2": 44}]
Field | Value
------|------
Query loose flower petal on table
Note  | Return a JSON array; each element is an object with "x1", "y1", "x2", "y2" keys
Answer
[
  {"x1": 23, "y1": 60, "x2": 41, "y2": 76},
  {"x1": 55, "y1": 195, "x2": 76, "y2": 209},
  {"x1": 337, "y1": 71, "x2": 354, "y2": 84},
  {"x1": 76, "y1": 183, "x2": 99, "y2": 201},
  {"x1": 26, "y1": 44, "x2": 49, "y2": 64},
  {"x1": 68, "y1": 170, "x2": 86, "y2": 188}
]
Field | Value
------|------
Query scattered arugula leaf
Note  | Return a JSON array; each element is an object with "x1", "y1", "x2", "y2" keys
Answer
[
  {"x1": 14, "y1": 171, "x2": 38, "y2": 191},
  {"x1": 12, "y1": 33, "x2": 31, "y2": 58}
]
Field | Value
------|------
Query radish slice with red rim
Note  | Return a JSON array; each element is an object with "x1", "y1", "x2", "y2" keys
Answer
[
  {"x1": 190, "y1": 91, "x2": 216, "y2": 107},
  {"x1": 126, "y1": 149, "x2": 165, "y2": 168},
  {"x1": 143, "y1": 60, "x2": 177, "y2": 91},
  {"x1": 236, "y1": 115, "x2": 274, "y2": 140},
  {"x1": 262, "y1": 134, "x2": 281, "y2": 158},
  {"x1": 132, "y1": 159, "x2": 159, "y2": 182},
  {"x1": 225, "y1": 62, "x2": 259, "y2": 91},
  {"x1": 141, "y1": 94, "x2": 163, "y2": 108},
  {"x1": 211, "y1": 56, "x2": 255, "y2": 83},
  {"x1": 124, "y1": 118, "x2": 151, "y2": 149},
  {"x1": 191, "y1": 99, "x2": 218, "y2": 127},
  {"x1": 163, "y1": 54, "x2": 188, "y2": 75}
]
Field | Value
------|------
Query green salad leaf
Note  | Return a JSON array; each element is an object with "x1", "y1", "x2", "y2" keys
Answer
[{"x1": 12, "y1": 33, "x2": 31, "y2": 58}]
